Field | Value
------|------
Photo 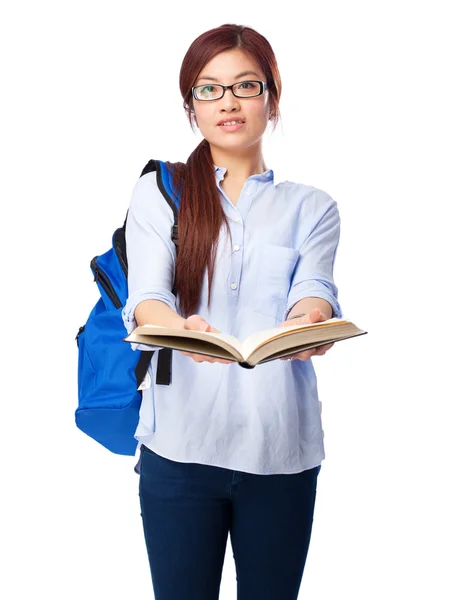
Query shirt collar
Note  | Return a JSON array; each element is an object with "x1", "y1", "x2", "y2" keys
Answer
[{"x1": 214, "y1": 164, "x2": 274, "y2": 184}]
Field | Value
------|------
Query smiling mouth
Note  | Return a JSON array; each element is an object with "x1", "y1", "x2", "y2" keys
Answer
[{"x1": 218, "y1": 120, "x2": 245, "y2": 126}]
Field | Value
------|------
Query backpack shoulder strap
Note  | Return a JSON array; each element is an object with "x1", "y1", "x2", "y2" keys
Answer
[{"x1": 124, "y1": 159, "x2": 179, "y2": 232}]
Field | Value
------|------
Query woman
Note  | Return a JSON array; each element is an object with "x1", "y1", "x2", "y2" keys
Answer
[{"x1": 122, "y1": 23, "x2": 342, "y2": 600}]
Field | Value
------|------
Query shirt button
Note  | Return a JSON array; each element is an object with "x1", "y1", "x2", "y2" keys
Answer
[
  {"x1": 246, "y1": 191, "x2": 252, "y2": 196},
  {"x1": 235, "y1": 216, "x2": 241, "y2": 223},
  {"x1": 233, "y1": 244, "x2": 240, "y2": 251},
  {"x1": 230, "y1": 283, "x2": 237, "y2": 290}
]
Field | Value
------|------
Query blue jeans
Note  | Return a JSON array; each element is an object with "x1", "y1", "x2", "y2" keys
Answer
[{"x1": 137, "y1": 444, "x2": 322, "y2": 600}]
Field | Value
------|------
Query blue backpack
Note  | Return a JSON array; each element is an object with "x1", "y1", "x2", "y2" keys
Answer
[{"x1": 75, "y1": 159, "x2": 181, "y2": 455}]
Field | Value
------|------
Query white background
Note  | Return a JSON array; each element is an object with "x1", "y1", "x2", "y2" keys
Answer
[{"x1": 1, "y1": 1, "x2": 467, "y2": 598}]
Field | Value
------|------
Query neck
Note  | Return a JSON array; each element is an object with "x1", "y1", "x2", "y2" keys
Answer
[{"x1": 209, "y1": 142, "x2": 267, "y2": 182}]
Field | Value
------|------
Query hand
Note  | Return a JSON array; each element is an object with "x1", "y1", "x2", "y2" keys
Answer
[
  {"x1": 180, "y1": 315, "x2": 233, "y2": 364},
  {"x1": 279, "y1": 308, "x2": 335, "y2": 361}
]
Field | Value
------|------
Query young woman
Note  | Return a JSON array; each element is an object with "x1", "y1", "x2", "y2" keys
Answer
[{"x1": 123, "y1": 23, "x2": 342, "y2": 600}]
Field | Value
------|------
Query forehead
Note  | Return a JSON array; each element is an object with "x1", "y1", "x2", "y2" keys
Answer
[{"x1": 196, "y1": 48, "x2": 264, "y2": 84}]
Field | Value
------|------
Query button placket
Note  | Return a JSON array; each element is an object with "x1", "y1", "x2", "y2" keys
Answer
[
  {"x1": 228, "y1": 220, "x2": 243, "y2": 297},
  {"x1": 239, "y1": 180, "x2": 258, "y2": 217}
]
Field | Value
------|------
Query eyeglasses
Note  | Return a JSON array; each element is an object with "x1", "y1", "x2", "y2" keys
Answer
[{"x1": 192, "y1": 80, "x2": 268, "y2": 101}]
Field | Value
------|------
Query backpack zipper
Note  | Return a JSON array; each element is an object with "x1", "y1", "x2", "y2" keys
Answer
[
  {"x1": 75, "y1": 325, "x2": 85, "y2": 346},
  {"x1": 90, "y1": 257, "x2": 123, "y2": 309}
]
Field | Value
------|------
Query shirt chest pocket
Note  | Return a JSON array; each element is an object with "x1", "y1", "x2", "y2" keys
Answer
[{"x1": 253, "y1": 244, "x2": 300, "y2": 322}]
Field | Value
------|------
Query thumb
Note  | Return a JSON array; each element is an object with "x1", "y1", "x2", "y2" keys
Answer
[
  {"x1": 309, "y1": 307, "x2": 326, "y2": 322},
  {"x1": 184, "y1": 314, "x2": 210, "y2": 332},
  {"x1": 280, "y1": 312, "x2": 312, "y2": 327}
]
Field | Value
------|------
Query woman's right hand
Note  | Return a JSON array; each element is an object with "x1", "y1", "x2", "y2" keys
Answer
[{"x1": 180, "y1": 315, "x2": 233, "y2": 364}]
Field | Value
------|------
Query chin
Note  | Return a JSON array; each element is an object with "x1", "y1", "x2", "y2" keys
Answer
[{"x1": 209, "y1": 136, "x2": 252, "y2": 152}]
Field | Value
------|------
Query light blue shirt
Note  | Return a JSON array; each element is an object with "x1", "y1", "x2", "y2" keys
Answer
[{"x1": 122, "y1": 164, "x2": 342, "y2": 474}]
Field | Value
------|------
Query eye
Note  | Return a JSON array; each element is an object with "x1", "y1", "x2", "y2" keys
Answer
[
  {"x1": 238, "y1": 81, "x2": 255, "y2": 89},
  {"x1": 200, "y1": 85, "x2": 216, "y2": 93}
]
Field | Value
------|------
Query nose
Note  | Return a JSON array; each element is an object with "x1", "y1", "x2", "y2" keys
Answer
[{"x1": 220, "y1": 88, "x2": 241, "y2": 112}]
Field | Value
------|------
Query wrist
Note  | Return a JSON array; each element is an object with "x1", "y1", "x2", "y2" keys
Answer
[{"x1": 175, "y1": 317, "x2": 188, "y2": 330}]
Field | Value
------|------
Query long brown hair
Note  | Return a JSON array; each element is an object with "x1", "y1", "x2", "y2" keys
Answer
[{"x1": 167, "y1": 24, "x2": 282, "y2": 317}]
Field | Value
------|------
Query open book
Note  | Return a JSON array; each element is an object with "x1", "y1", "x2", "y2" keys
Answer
[{"x1": 124, "y1": 317, "x2": 367, "y2": 368}]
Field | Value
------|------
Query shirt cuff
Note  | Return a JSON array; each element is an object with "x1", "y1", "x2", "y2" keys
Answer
[
  {"x1": 122, "y1": 287, "x2": 177, "y2": 351},
  {"x1": 285, "y1": 283, "x2": 343, "y2": 321}
]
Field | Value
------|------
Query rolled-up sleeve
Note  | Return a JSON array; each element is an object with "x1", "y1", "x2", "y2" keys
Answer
[
  {"x1": 122, "y1": 172, "x2": 177, "y2": 349},
  {"x1": 285, "y1": 193, "x2": 343, "y2": 320}
]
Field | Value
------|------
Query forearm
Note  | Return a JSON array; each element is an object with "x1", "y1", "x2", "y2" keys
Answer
[
  {"x1": 287, "y1": 297, "x2": 333, "y2": 320},
  {"x1": 134, "y1": 300, "x2": 186, "y2": 329}
]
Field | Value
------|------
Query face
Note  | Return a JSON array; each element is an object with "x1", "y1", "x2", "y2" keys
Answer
[{"x1": 192, "y1": 48, "x2": 271, "y2": 154}]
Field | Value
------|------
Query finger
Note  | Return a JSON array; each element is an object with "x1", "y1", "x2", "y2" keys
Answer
[
  {"x1": 181, "y1": 351, "x2": 231, "y2": 364},
  {"x1": 181, "y1": 351, "x2": 206, "y2": 358},
  {"x1": 296, "y1": 350, "x2": 316, "y2": 360},
  {"x1": 314, "y1": 342, "x2": 335, "y2": 355},
  {"x1": 314, "y1": 348, "x2": 327, "y2": 356},
  {"x1": 297, "y1": 347, "x2": 328, "y2": 360},
  {"x1": 180, "y1": 351, "x2": 207, "y2": 361},
  {"x1": 196, "y1": 354, "x2": 215, "y2": 363},
  {"x1": 185, "y1": 353, "x2": 203, "y2": 362},
  {"x1": 195, "y1": 355, "x2": 214, "y2": 363}
]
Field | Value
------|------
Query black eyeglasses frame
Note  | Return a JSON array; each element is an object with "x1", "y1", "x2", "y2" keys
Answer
[{"x1": 191, "y1": 80, "x2": 268, "y2": 101}]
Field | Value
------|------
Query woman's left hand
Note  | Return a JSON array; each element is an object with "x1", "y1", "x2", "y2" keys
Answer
[{"x1": 279, "y1": 307, "x2": 335, "y2": 361}]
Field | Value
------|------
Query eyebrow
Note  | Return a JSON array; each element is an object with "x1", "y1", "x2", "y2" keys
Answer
[{"x1": 196, "y1": 70, "x2": 260, "y2": 84}]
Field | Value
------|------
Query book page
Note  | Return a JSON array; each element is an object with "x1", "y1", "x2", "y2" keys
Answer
[
  {"x1": 128, "y1": 324, "x2": 246, "y2": 360},
  {"x1": 257, "y1": 333, "x2": 367, "y2": 364},
  {"x1": 240, "y1": 318, "x2": 349, "y2": 360},
  {"x1": 126, "y1": 333, "x2": 239, "y2": 361},
  {"x1": 247, "y1": 324, "x2": 366, "y2": 365}
]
